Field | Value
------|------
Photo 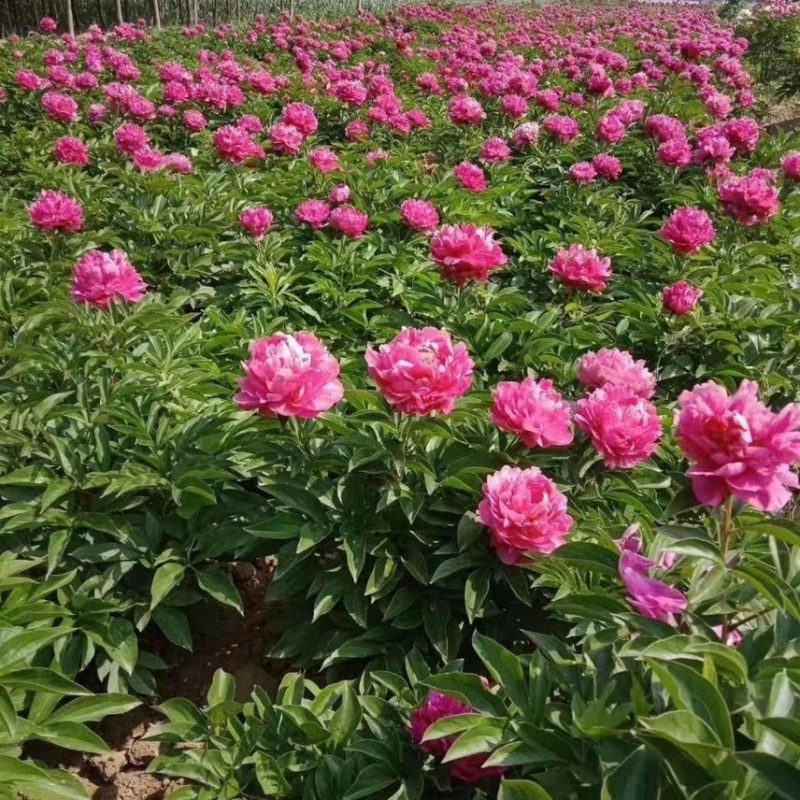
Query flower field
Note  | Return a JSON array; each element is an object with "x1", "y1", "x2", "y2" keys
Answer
[{"x1": 2, "y1": 2, "x2": 800, "y2": 799}]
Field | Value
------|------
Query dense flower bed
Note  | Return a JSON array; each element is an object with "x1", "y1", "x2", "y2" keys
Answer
[{"x1": 1, "y1": 2, "x2": 800, "y2": 798}]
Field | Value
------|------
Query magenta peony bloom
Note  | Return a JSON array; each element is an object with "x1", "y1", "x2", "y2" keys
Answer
[
  {"x1": 42, "y1": 91, "x2": 79, "y2": 124},
  {"x1": 409, "y1": 692, "x2": 507, "y2": 784},
  {"x1": 345, "y1": 120, "x2": 370, "y2": 142},
  {"x1": 236, "y1": 332, "x2": 344, "y2": 419},
  {"x1": 448, "y1": 94, "x2": 486, "y2": 125},
  {"x1": 329, "y1": 205, "x2": 368, "y2": 238},
  {"x1": 478, "y1": 465, "x2": 574, "y2": 564},
  {"x1": 328, "y1": 184, "x2": 351, "y2": 204},
  {"x1": 576, "y1": 385, "x2": 663, "y2": 469},
  {"x1": 593, "y1": 153, "x2": 623, "y2": 180},
  {"x1": 718, "y1": 173, "x2": 780, "y2": 226},
  {"x1": 400, "y1": 199, "x2": 440, "y2": 234},
  {"x1": 782, "y1": 151, "x2": 800, "y2": 182},
  {"x1": 239, "y1": 207, "x2": 274, "y2": 241},
  {"x1": 578, "y1": 348, "x2": 656, "y2": 399},
  {"x1": 675, "y1": 380, "x2": 800, "y2": 512},
  {"x1": 597, "y1": 114, "x2": 627, "y2": 145},
  {"x1": 543, "y1": 114, "x2": 581, "y2": 143},
  {"x1": 619, "y1": 551, "x2": 687, "y2": 625},
  {"x1": 295, "y1": 199, "x2": 331, "y2": 229},
  {"x1": 365, "y1": 327, "x2": 473, "y2": 416},
  {"x1": 28, "y1": 189, "x2": 84, "y2": 233},
  {"x1": 453, "y1": 162, "x2": 487, "y2": 193},
  {"x1": 660, "y1": 207, "x2": 716, "y2": 256},
  {"x1": 183, "y1": 109, "x2": 207, "y2": 132},
  {"x1": 568, "y1": 162, "x2": 597, "y2": 184},
  {"x1": 237, "y1": 114, "x2": 264, "y2": 134},
  {"x1": 662, "y1": 281, "x2": 703, "y2": 315},
  {"x1": 658, "y1": 138, "x2": 693, "y2": 168},
  {"x1": 115, "y1": 123, "x2": 150, "y2": 156},
  {"x1": 280, "y1": 102, "x2": 318, "y2": 136},
  {"x1": 39, "y1": 16, "x2": 58, "y2": 33},
  {"x1": 308, "y1": 147, "x2": 341, "y2": 173},
  {"x1": 54, "y1": 136, "x2": 89, "y2": 167},
  {"x1": 501, "y1": 94, "x2": 528, "y2": 119},
  {"x1": 722, "y1": 117, "x2": 760, "y2": 156},
  {"x1": 429, "y1": 224, "x2": 508, "y2": 285},
  {"x1": 491, "y1": 378, "x2": 574, "y2": 449},
  {"x1": 71, "y1": 250, "x2": 147, "y2": 308},
  {"x1": 511, "y1": 122, "x2": 540, "y2": 151},
  {"x1": 549, "y1": 244, "x2": 612, "y2": 293},
  {"x1": 480, "y1": 137, "x2": 512, "y2": 164},
  {"x1": 269, "y1": 122, "x2": 304, "y2": 156},
  {"x1": 88, "y1": 104, "x2": 108, "y2": 125}
]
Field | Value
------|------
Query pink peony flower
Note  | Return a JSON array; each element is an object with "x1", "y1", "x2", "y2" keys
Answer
[
  {"x1": 663, "y1": 281, "x2": 703, "y2": 316},
  {"x1": 214, "y1": 125, "x2": 264, "y2": 164},
  {"x1": 549, "y1": 244, "x2": 612, "y2": 293},
  {"x1": 239, "y1": 207, "x2": 274, "y2": 241},
  {"x1": 660, "y1": 207, "x2": 716, "y2": 256},
  {"x1": 280, "y1": 102, "x2": 318, "y2": 136},
  {"x1": 329, "y1": 205, "x2": 368, "y2": 238},
  {"x1": 332, "y1": 80, "x2": 367, "y2": 107},
  {"x1": 501, "y1": 94, "x2": 528, "y2": 119},
  {"x1": 308, "y1": 147, "x2": 341, "y2": 173},
  {"x1": 295, "y1": 199, "x2": 331, "y2": 229},
  {"x1": 658, "y1": 138, "x2": 693, "y2": 168},
  {"x1": 619, "y1": 551, "x2": 687, "y2": 625},
  {"x1": 235, "y1": 332, "x2": 344, "y2": 419},
  {"x1": 54, "y1": 136, "x2": 89, "y2": 167},
  {"x1": 88, "y1": 104, "x2": 108, "y2": 125},
  {"x1": 718, "y1": 173, "x2": 780, "y2": 226},
  {"x1": 782, "y1": 151, "x2": 800, "y2": 182},
  {"x1": 114, "y1": 123, "x2": 150, "y2": 156},
  {"x1": 400, "y1": 199, "x2": 440, "y2": 235},
  {"x1": 183, "y1": 109, "x2": 207, "y2": 132},
  {"x1": 712, "y1": 625, "x2": 743, "y2": 647},
  {"x1": 675, "y1": 380, "x2": 800, "y2": 512},
  {"x1": 42, "y1": 91, "x2": 79, "y2": 124},
  {"x1": 39, "y1": 16, "x2": 58, "y2": 33},
  {"x1": 480, "y1": 137, "x2": 512, "y2": 164},
  {"x1": 28, "y1": 190, "x2": 84, "y2": 233},
  {"x1": 576, "y1": 385, "x2": 663, "y2": 469},
  {"x1": 133, "y1": 147, "x2": 166, "y2": 172},
  {"x1": 365, "y1": 327, "x2": 474, "y2": 416},
  {"x1": 568, "y1": 162, "x2": 597, "y2": 184},
  {"x1": 448, "y1": 94, "x2": 486, "y2": 125},
  {"x1": 578, "y1": 348, "x2": 656, "y2": 399},
  {"x1": 593, "y1": 153, "x2": 623, "y2": 180},
  {"x1": 511, "y1": 122, "x2": 540, "y2": 151},
  {"x1": 722, "y1": 117, "x2": 760, "y2": 156},
  {"x1": 345, "y1": 120, "x2": 370, "y2": 142},
  {"x1": 491, "y1": 378, "x2": 574, "y2": 449},
  {"x1": 269, "y1": 122, "x2": 304, "y2": 156},
  {"x1": 478, "y1": 465, "x2": 574, "y2": 564},
  {"x1": 71, "y1": 250, "x2": 147, "y2": 308},
  {"x1": 409, "y1": 692, "x2": 507, "y2": 784},
  {"x1": 329, "y1": 184, "x2": 351, "y2": 204},
  {"x1": 597, "y1": 114, "x2": 627, "y2": 145},
  {"x1": 366, "y1": 150, "x2": 389, "y2": 167},
  {"x1": 429, "y1": 224, "x2": 508, "y2": 285},
  {"x1": 453, "y1": 162, "x2": 487, "y2": 192},
  {"x1": 238, "y1": 114, "x2": 264, "y2": 134},
  {"x1": 543, "y1": 114, "x2": 581, "y2": 143}
]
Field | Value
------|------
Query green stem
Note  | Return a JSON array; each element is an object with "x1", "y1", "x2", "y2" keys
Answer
[{"x1": 719, "y1": 495, "x2": 736, "y2": 560}]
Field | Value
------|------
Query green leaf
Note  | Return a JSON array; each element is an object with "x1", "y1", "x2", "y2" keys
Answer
[
  {"x1": 442, "y1": 717, "x2": 504, "y2": 763},
  {"x1": 0, "y1": 755, "x2": 49, "y2": 785},
  {"x1": 343, "y1": 764, "x2": 398, "y2": 800},
  {"x1": 498, "y1": 779, "x2": 556, "y2": 800},
  {"x1": 152, "y1": 607, "x2": 192, "y2": 651},
  {"x1": 156, "y1": 698, "x2": 206, "y2": 727},
  {"x1": 329, "y1": 683, "x2": 362, "y2": 747},
  {"x1": 736, "y1": 751, "x2": 800, "y2": 800},
  {"x1": 195, "y1": 566, "x2": 243, "y2": 613},
  {"x1": 549, "y1": 542, "x2": 619, "y2": 576},
  {"x1": 421, "y1": 713, "x2": 484, "y2": 742},
  {"x1": 484, "y1": 331, "x2": 514, "y2": 361},
  {"x1": 464, "y1": 569, "x2": 491, "y2": 624},
  {"x1": 0, "y1": 687, "x2": 16, "y2": 738},
  {"x1": 207, "y1": 669, "x2": 235, "y2": 706},
  {"x1": 601, "y1": 746, "x2": 660, "y2": 800},
  {"x1": 733, "y1": 564, "x2": 800, "y2": 619},
  {"x1": 0, "y1": 668, "x2": 90, "y2": 695},
  {"x1": 757, "y1": 717, "x2": 800, "y2": 748},
  {"x1": 150, "y1": 563, "x2": 186, "y2": 610},
  {"x1": 0, "y1": 628, "x2": 73, "y2": 673},
  {"x1": 422, "y1": 674, "x2": 505, "y2": 716},
  {"x1": 51, "y1": 694, "x2": 141, "y2": 724},
  {"x1": 472, "y1": 631, "x2": 527, "y2": 711},
  {"x1": 253, "y1": 753, "x2": 290, "y2": 797},
  {"x1": 260, "y1": 480, "x2": 330, "y2": 525},
  {"x1": 15, "y1": 769, "x2": 90, "y2": 800},
  {"x1": 31, "y1": 721, "x2": 109, "y2": 754},
  {"x1": 646, "y1": 660, "x2": 734, "y2": 748}
]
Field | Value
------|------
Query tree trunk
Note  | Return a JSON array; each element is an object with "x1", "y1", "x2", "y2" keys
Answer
[
  {"x1": 65, "y1": 0, "x2": 74, "y2": 35},
  {"x1": 115, "y1": 0, "x2": 123, "y2": 24},
  {"x1": 96, "y1": 0, "x2": 106, "y2": 26},
  {"x1": 192, "y1": 0, "x2": 199, "y2": 25},
  {"x1": 151, "y1": 0, "x2": 161, "y2": 28}
]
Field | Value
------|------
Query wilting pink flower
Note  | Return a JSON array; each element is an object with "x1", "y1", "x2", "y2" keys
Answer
[
  {"x1": 236, "y1": 332, "x2": 344, "y2": 419},
  {"x1": 295, "y1": 199, "x2": 331, "y2": 229},
  {"x1": 329, "y1": 184, "x2": 351, "y2": 204},
  {"x1": 409, "y1": 692, "x2": 507, "y2": 784},
  {"x1": 54, "y1": 136, "x2": 89, "y2": 167},
  {"x1": 42, "y1": 91, "x2": 79, "y2": 124},
  {"x1": 578, "y1": 349, "x2": 656, "y2": 399},
  {"x1": 71, "y1": 250, "x2": 147, "y2": 308},
  {"x1": 712, "y1": 625, "x2": 743, "y2": 647},
  {"x1": 658, "y1": 138, "x2": 693, "y2": 168},
  {"x1": 718, "y1": 173, "x2": 780, "y2": 226},
  {"x1": 308, "y1": 147, "x2": 341, "y2": 173},
  {"x1": 269, "y1": 122, "x2": 304, "y2": 156},
  {"x1": 593, "y1": 153, "x2": 622, "y2": 180},
  {"x1": 549, "y1": 244, "x2": 611, "y2": 293},
  {"x1": 28, "y1": 189, "x2": 84, "y2": 233},
  {"x1": 400, "y1": 199, "x2": 440, "y2": 234},
  {"x1": 280, "y1": 102, "x2": 318, "y2": 136},
  {"x1": 429, "y1": 224, "x2": 508, "y2": 285},
  {"x1": 365, "y1": 327, "x2": 473, "y2": 416},
  {"x1": 491, "y1": 378, "x2": 573, "y2": 449},
  {"x1": 675, "y1": 380, "x2": 800, "y2": 512},
  {"x1": 782, "y1": 152, "x2": 800, "y2": 182},
  {"x1": 239, "y1": 207, "x2": 274, "y2": 241},
  {"x1": 619, "y1": 551, "x2": 687, "y2": 625},
  {"x1": 663, "y1": 281, "x2": 703, "y2": 316},
  {"x1": 449, "y1": 94, "x2": 486, "y2": 125},
  {"x1": 543, "y1": 114, "x2": 580, "y2": 143},
  {"x1": 480, "y1": 137, "x2": 512, "y2": 164},
  {"x1": 115, "y1": 123, "x2": 150, "y2": 156},
  {"x1": 478, "y1": 465, "x2": 574, "y2": 564},
  {"x1": 511, "y1": 122, "x2": 540, "y2": 150},
  {"x1": 329, "y1": 205, "x2": 368, "y2": 238},
  {"x1": 660, "y1": 207, "x2": 716, "y2": 255},
  {"x1": 576, "y1": 385, "x2": 663, "y2": 469},
  {"x1": 453, "y1": 162, "x2": 487, "y2": 192},
  {"x1": 183, "y1": 109, "x2": 207, "y2": 132},
  {"x1": 569, "y1": 162, "x2": 597, "y2": 184}
]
